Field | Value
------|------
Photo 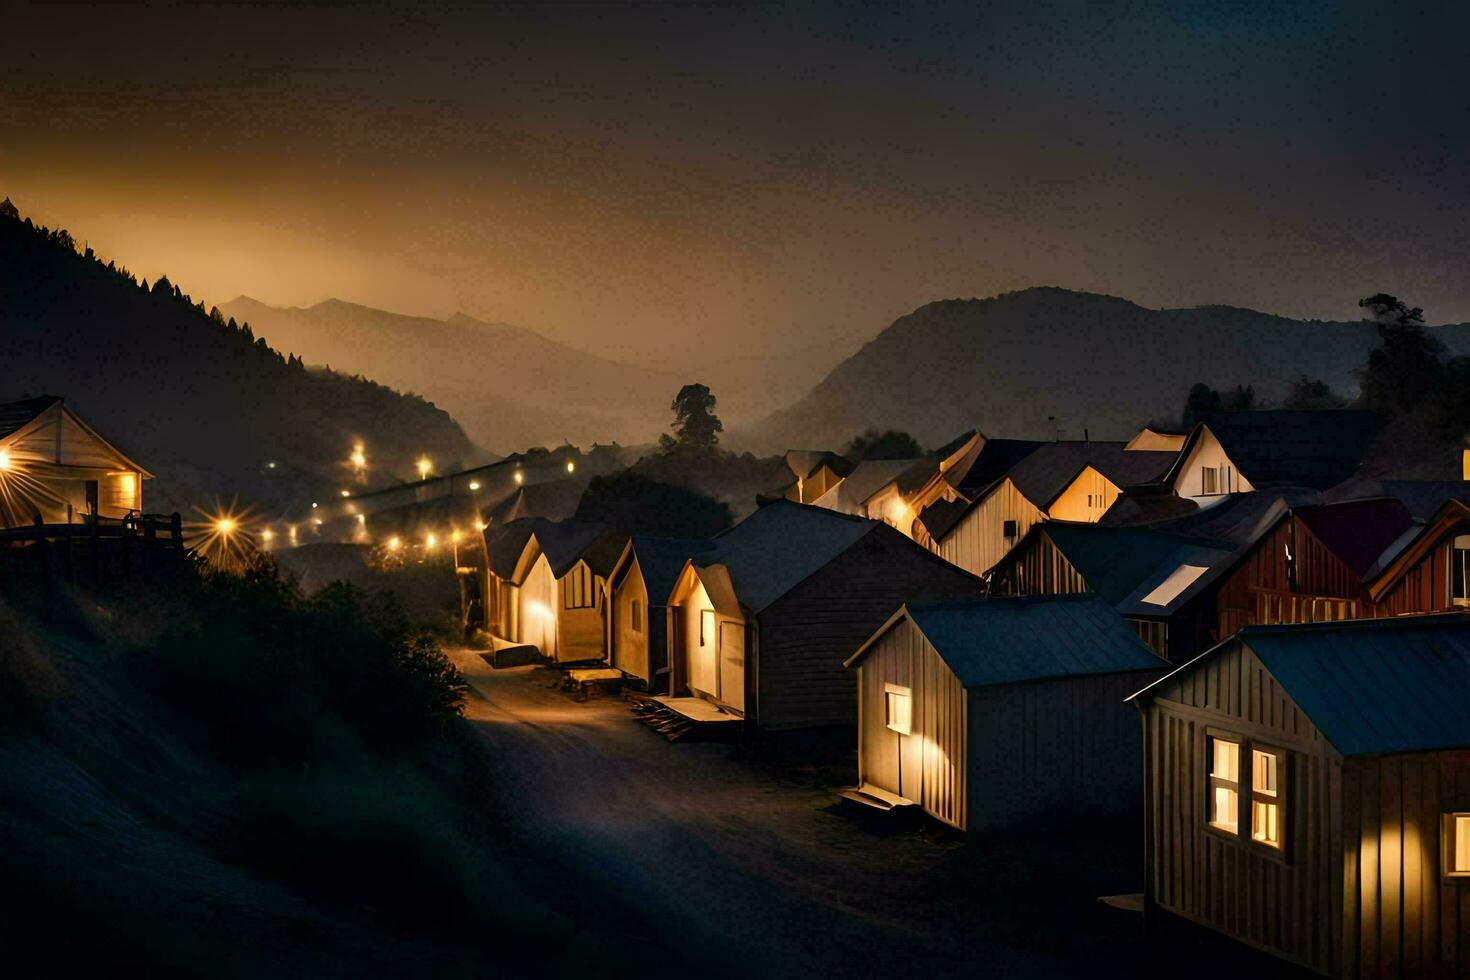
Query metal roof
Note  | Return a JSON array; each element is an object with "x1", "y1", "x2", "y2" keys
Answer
[
  {"x1": 618, "y1": 535, "x2": 717, "y2": 606},
  {"x1": 1169, "y1": 410, "x2": 1385, "y2": 490},
  {"x1": 1030, "y1": 522, "x2": 1232, "y2": 609},
  {"x1": 1133, "y1": 614, "x2": 1470, "y2": 757},
  {"x1": 864, "y1": 595, "x2": 1164, "y2": 688}
]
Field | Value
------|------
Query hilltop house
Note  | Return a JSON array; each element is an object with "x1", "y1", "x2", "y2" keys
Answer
[
  {"x1": 1128, "y1": 616, "x2": 1470, "y2": 978},
  {"x1": 1165, "y1": 410, "x2": 1383, "y2": 504},
  {"x1": 607, "y1": 535, "x2": 715, "y2": 689},
  {"x1": 844, "y1": 595, "x2": 1164, "y2": 831},
  {"x1": 926, "y1": 441, "x2": 1177, "y2": 578},
  {"x1": 988, "y1": 522, "x2": 1233, "y2": 660},
  {"x1": 663, "y1": 500, "x2": 981, "y2": 732},
  {"x1": 0, "y1": 396, "x2": 152, "y2": 527}
]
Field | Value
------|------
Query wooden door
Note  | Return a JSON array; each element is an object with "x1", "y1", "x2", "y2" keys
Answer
[{"x1": 718, "y1": 621, "x2": 745, "y2": 712}]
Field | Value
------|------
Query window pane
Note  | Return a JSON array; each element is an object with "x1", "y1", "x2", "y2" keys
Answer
[
  {"x1": 1212, "y1": 739, "x2": 1238, "y2": 781},
  {"x1": 1212, "y1": 787, "x2": 1238, "y2": 832},
  {"x1": 1252, "y1": 749, "x2": 1277, "y2": 796},
  {"x1": 1252, "y1": 800, "x2": 1281, "y2": 847},
  {"x1": 885, "y1": 686, "x2": 912, "y2": 735}
]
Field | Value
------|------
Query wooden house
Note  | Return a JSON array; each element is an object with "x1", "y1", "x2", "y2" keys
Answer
[
  {"x1": 844, "y1": 595, "x2": 1165, "y2": 831},
  {"x1": 1366, "y1": 498, "x2": 1470, "y2": 618},
  {"x1": 859, "y1": 429, "x2": 985, "y2": 538},
  {"x1": 989, "y1": 522, "x2": 1233, "y2": 660},
  {"x1": 1165, "y1": 410, "x2": 1384, "y2": 505},
  {"x1": 811, "y1": 456, "x2": 927, "y2": 516},
  {"x1": 1214, "y1": 497, "x2": 1415, "y2": 636},
  {"x1": 607, "y1": 535, "x2": 715, "y2": 689},
  {"x1": 1128, "y1": 615, "x2": 1470, "y2": 978},
  {"x1": 0, "y1": 396, "x2": 151, "y2": 527},
  {"x1": 663, "y1": 500, "x2": 981, "y2": 732},
  {"x1": 927, "y1": 441, "x2": 1176, "y2": 578},
  {"x1": 1125, "y1": 426, "x2": 1189, "y2": 452},
  {"x1": 478, "y1": 517, "x2": 624, "y2": 662}
]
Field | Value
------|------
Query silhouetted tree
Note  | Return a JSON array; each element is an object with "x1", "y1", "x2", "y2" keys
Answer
[
  {"x1": 1357, "y1": 292, "x2": 1445, "y2": 415},
  {"x1": 658, "y1": 383, "x2": 723, "y2": 455},
  {"x1": 0, "y1": 197, "x2": 18, "y2": 221},
  {"x1": 1181, "y1": 382, "x2": 1256, "y2": 426},
  {"x1": 844, "y1": 428, "x2": 923, "y2": 461},
  {"x1": 1281, "y1": 375, "x2": 1347, "y2": 410},
  {"x1": 575, "y1": 470, "x2": 731, "y2": 537}
]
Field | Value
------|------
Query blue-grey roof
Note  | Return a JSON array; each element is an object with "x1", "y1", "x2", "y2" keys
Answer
[
  {"x1": 1242, "y1": 615, "x2": 1470, "y2": 756},
  {"x1": 703, "y1": 500, "x2": 876, "y2": 613},
  {"x1": 1033, "y1": 522, "x2": 1232, "y2": 609},
  {"x1": 1131, "y1": 614, "x2": 1470, "y2": 757},
  {"x1": 902, "y1": 595, "x2": 1165, "y2": 688},
  {"x1": 626, "y1": 535, "x2": 716, "y2": 606}
]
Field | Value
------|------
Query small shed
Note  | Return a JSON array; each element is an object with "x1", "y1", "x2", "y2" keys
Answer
[
  {"x1": 845, "y1": 595, "x2": 1166, "y2": 831},
  {"x1": 607, "y1": 535, "x2": 715, "y2": 689},
  {"x1": 0, "y1": 395, "x2": 152, "y2": 527},
  {"x1": 1128, "y1": 614, "x2": 1470, "y2": 978}
]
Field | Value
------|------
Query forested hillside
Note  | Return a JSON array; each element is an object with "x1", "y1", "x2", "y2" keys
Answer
[{"x1": 0, "y1": 205, "x2": 476, "y2": 513}]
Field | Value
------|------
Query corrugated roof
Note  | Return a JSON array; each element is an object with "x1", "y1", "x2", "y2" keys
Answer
[
  {"x1": 700, "y1": 499, "x2": 876, "y2": 613},
  {"x1": 897, "y1": 595, "x2": 1164, "y2": 688},
  {"x1": 0, "y1": 395, "x2": 60, "y2": 441},
  {"x1": 1143, "y1": 615, "x2": 1470, "y2": 757},
  {"x1": 1179, "y1": 410, "x2": 1385, "y2": 490}
]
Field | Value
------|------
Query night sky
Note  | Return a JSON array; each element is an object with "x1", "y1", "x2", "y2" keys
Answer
[{"x1": 4, "y1": 1, "x2": 1469, "y2": 369}]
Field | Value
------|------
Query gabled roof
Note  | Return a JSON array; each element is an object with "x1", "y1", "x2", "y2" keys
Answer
[
  {"x1": 1102, "y1": 488, "x2": 1319, "y2": 548},
  {"x1": 1291, "y1": 498, "x2": 1414, "y2": 579},
  {"x1": 1367, "y1": 499, "x2": 1470, "y2": 602},
  {"x1": 484, "y1": 520, "x2": 538, "y2": 579},
  {"x1": 1007, "y1": 441, "x2": 1165, "y2": 510},
  {"x1": 811, "y1": 457, "x2": 926, "y2": 513},
  {"x1": 529, "y1": 519, "x2": 614, "y2": 578},
  {"x1": 914, "y1": 497, "x2": 969, "y2": 542},
  {"x1": 848, "y1": 595, "x2": 1163, "y2": 687},
  {"x1": 614, "y1": 535, "x2": 717, "y2": 606},
  {"x1": 1026, "y1": 522, "x2": 1232, "y2": 612},
  {"x1": 1124, "y1": 427, "x2": 1188, "y2": 452},
  {"x1": 950, "y1": 438, "x2": 1047, "y2": 498},
  {"x1": 784, "y1": 449, "x2": 850, "y2": 481},
  {"x1": 685, "y1": 499, "x2": 877, "y2": 613},
  {"x1": 0, "y1": 395, "x2": 60, "y2": 441},
  {"x1": 1168, "y1": 410, "x2": 1385, "y2": 491},
  {"x1": 1130, "y1": 614, "x2": 1470, "y2": 757}
]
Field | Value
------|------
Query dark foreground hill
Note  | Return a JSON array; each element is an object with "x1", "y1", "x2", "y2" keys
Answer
[
  {"x1": 1, "y1": 210, "x2": 476, "y2": 513},
  {"x1": 742, "y1": 287, "x2": 1470, "y2": 449}
]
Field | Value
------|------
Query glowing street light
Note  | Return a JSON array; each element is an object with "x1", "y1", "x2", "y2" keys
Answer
[
  {"x1": 417, "y1": 456, "x2": 432, "y2": 481},
  {"x1": 340, "y1": 489, "x2": 351, "y2": 498},
  {"x1": 473, "y1": 520, "x2": 487, "y2": 532},
  {"x1": 215, "y1": 517, "x2": 236, "y2": 535},
  {"x1": 349, "y1": 443, "x2": 367, "y2": 472},
  {"x1": 513, "y1": 469, "x2": 524, "y2": 485},
  {"x1": 311, "y1": 501, "x2": 318, "y2": 509},
  {"x1": 566, "y1": 460, "x2": 576, "y2": 474},
  {"x1": 386, "y1": 535, "x2": 402, "y2": 551},
  {"x1": 468, "y1": 481, "x2": 481, "y2": 491},
  {"x1": 425, "y1": 532, "x2": 438, "y2": 550},
  {"x1": 0, "y1": 449, "x2": 11, "y2": 471},
  {"x1": 261, "y1": 528, "x2": 275, "y2": 546}
]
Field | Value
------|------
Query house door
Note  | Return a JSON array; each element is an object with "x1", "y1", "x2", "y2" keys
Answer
[
  {"x1": 668, "y1": 606, "x2": 686, "y2": 695},
  {"x1": 85, "y1": 480, "x2": 99, "y2": 516},
  {"x1": 718, "y1": 621, "x2": 745, "y2": 712}
]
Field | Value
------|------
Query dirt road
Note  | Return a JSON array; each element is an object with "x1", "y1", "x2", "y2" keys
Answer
[{"x1": 452, "y1": 651, "x2": 1145, "y2": 978}]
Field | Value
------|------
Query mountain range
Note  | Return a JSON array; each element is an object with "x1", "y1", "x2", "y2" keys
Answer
[
  {"x1": 736, "y1": 288, "x2": 1470, "y2": 450},
  {"x1": 0, "y1": 211, "x2": 476, "y2": 514}
]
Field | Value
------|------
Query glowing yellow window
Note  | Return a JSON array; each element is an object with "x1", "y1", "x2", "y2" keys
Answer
[
  {"x1": 1251, "y1": 748, "x2": 1283, "y2": 849},
  {"x1": 1447, "y1": 813, "x2": 1470, "y2": 877},
  {"x1": 1208, "y1": 736, "x2": 1239, "y2": 833},
  {"x1": 885, "y1": 684, "x2": 912, "y2": 735}
]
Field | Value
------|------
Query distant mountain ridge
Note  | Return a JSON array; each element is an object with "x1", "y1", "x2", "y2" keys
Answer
[
  {"x1": 740, "y1": 287, "x2": 1470, "y2": 450},
  {"x1": 0, "y1": 212, "x2": 476, "y2": 513},
  {"x1": 223, "y1": 296, "x2": 683, "y2": 454}
]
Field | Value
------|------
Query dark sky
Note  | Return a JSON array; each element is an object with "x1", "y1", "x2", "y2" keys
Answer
[{"x1": 4, "y1": 1, "x2": 1469, "y2": 369}]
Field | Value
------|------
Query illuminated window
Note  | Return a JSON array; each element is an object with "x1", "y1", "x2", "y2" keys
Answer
[
  {"x1": 700, "y1": 609, "x2": 714, "y2": 647},
  {"x1": 1446, "y1": 813, "x2": 1470, "y2": 877},
  {"x1": 630, "y1": 599, "x2": 643, "y2": 633},
  {"x1": 1451, "y1": 535, "x2": 1470, "y2": 607},
  {"x1": 884, "y1": 684, "x2": 912, "y2": 735},
  {"x1": 1207, "y1": 736, "x2": 1240, "y2": 834},
  {"x1": 1250, "y1": 747, "x2": 1284, "y2": 850}
]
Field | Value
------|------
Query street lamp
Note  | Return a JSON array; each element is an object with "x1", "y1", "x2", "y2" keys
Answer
[{"x1": 417, "y1": 456, "x2": 432, "y2": 481}]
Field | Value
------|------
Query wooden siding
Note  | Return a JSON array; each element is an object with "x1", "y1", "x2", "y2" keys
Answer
[
  {"x1": 989, "y1": 530, "x2": 1088, "y2": 597},
  {"x1": 1047, "y1": 466, "x2": 1121, "y2": 523},
  {"x1": 1339, "y1": 750, "x2": 1470, "y2": 979},
  {"x1": 1217, "y1": 516, "x2": 1368, "y2": 637},
  {"x1": 935, "y1": 478, "x2": 1046, "y2": 577},
  {"x1": 518, "y1": 553, "x2": 558, "y2": 659},
  {"x1": 856, "y1": 618, "x2": 968, "y2": 829},
  {"x1": 969, "y1": 670, "x2": 1155, "y2": 833},
  {"x1": 757, "y1": 530, "x2": 981, "y2": 731},
  {"x1": 1174, "y1": 428, "x2": 1255, "y2": 502},
  {"x1": 669, "y1": 567, "x2": 745, "y2": 711},
  {"x1": 1372, "y1": 535, "x2": 1458, "y2": 618},
  {"x1": 1142, "y1": 640, "x2": 1340, "y2": 975},
  {"x1": 611, "y1": 557, "x2": 652, "y2": 683},
  {"x1": 555, "y1": 560, "x2": 606, "y2": 662}
]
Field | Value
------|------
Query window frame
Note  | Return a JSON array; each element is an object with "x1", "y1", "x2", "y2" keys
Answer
[
  {"x1": 630, "y1": 598, "x2": 643, "y2": 633},
  {"x1": 1445, "y1": 812, "x2": 1470, "y2": 878},
  {"x1": 1249, "y1": 743, "x2": 1287, "y2": 855},
  {"x1": 1450, "y1": 534, "x2": 1470, "y2": 607},
  {"x1": 884, "y1": 683, "x2": 912, "y2": 735},
  {"x1": 700, "y1": 609, "x2": 714, "y2": 648},
  {"x1": 1205, "y1": 731, "x2": 1241, "y2": 840},
  {"x1": 562, "y1": 563, "x2": 595, "y2": 610}
]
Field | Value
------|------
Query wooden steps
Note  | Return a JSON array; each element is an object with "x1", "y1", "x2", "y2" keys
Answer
[
  {"x1": 629, "y1": 695, "x2": 740, "y2": 742},
  {"x1": 838, "y1": 783, "x2": 916, "y2": 812}
]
